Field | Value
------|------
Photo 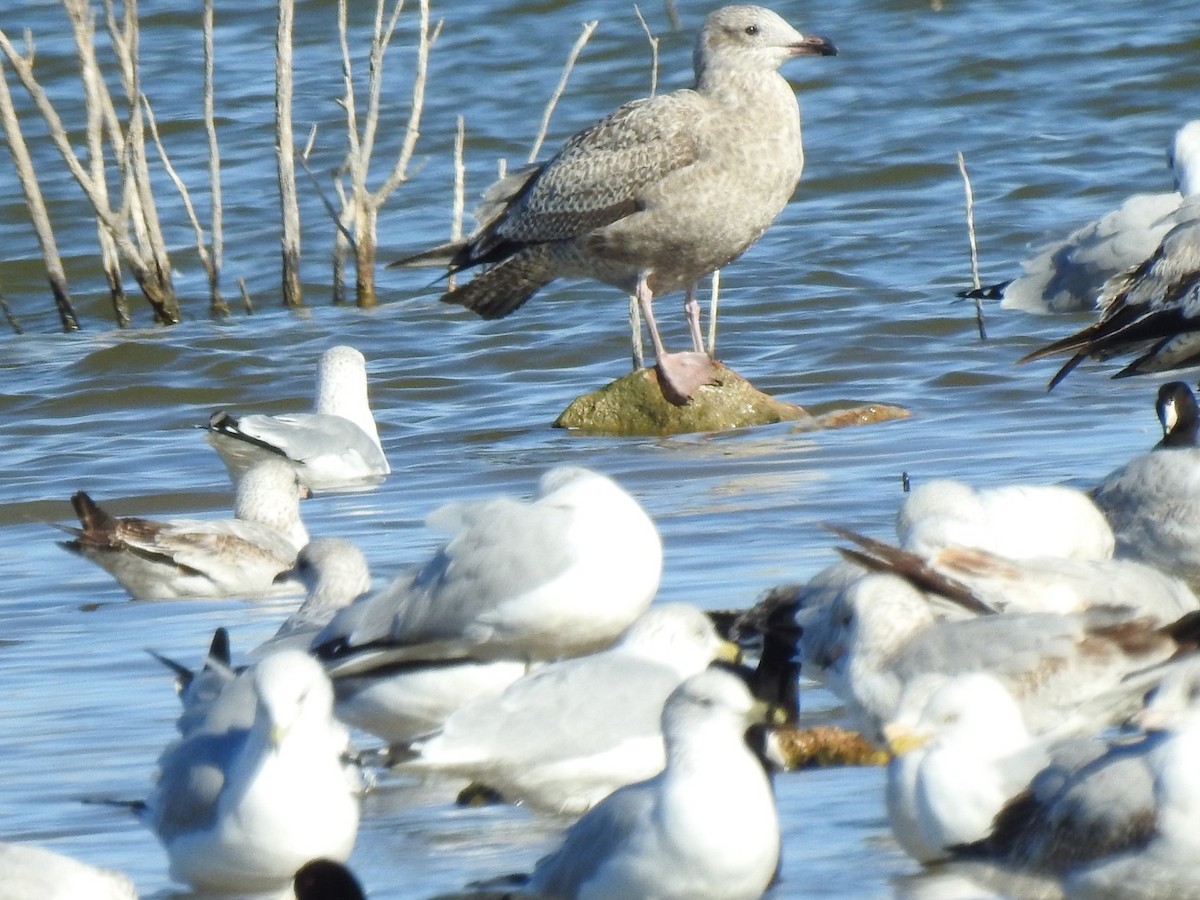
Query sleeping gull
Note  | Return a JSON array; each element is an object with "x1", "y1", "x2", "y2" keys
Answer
[
  {"x1": 0, "y1": 841, "x2": 138, "y2": 900},
  {"x1": 57, "y1": 458, "x2": 309, "y2": 600},
  {"x1": 1092, "y1": 383, "x2": 1200, "y2": 588},
  {"x1": 896, "y1": 478, "x2": 1114, "y2": 562},
  {"x1": 449, "y1": 668, "x2": 779, "y2": 900},
  {"x1": 313, "y1": 466, "x2": 662, "y2": 669},
  {"x1": 144, "y1": 650, "x2": 360, "y2": 894},
  {"x1": 205, "y1": 345, "x2": 390, "y2": 491},
  {"x1": 397, "y1": 603, "x2": 739, "y2": 814},
  {"x1": 391, "y1": 6, "x2": 836, "y2": 405},
  {"x1": 964, "y1": 120, "x2": 1200, "y2": 314}
]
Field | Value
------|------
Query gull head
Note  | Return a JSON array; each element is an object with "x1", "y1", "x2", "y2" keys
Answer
[
  {"x1": 696, "y1": 5, "x2": 836, "y2": 77},
  {"x1": 662, "y1": 667, "x2": 769, "y2": 749},
  {"x1": 253, "y1": 651, "x2": 337, "y2": 749},
  {"x1": 1170, "y1": 119, "x2": 1200, "y2": 198}
]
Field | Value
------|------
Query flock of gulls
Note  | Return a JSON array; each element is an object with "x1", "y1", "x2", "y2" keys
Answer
[{"x1": 10, "y1": 3, "x2": 1200, "y2": 899}]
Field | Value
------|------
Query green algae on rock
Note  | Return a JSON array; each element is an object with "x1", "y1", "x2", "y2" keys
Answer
[{"x1": 555, "y1": 363, "x2": 909, "y2": 436}]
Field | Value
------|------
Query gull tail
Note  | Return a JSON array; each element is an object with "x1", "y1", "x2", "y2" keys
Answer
[{"x1": 440, "y1": 246, "x2": 557, "y2": 320}]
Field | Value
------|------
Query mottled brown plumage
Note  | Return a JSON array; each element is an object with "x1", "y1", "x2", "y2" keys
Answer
[{"x1": 393, "y1": 6, "x2": 836, "y2": 404}]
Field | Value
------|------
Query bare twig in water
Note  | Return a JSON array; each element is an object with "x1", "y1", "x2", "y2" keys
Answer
[
  {"x1": 143, "y1": 96, "x2": 221, "y2": 318},
  {"x1": 276, "y1": 0, "x2": 302, "y2": 308},
  {"x1": 449, "y1": 114, "x2": 466, "y2": 292},
  {"x1": 203, "y1": 0, "x2": 226, "y2": 317},
  {"x1": 66, "y1": 0, "x2": 127, "y2": 325},
  {"x1": 957, "y1": 150, "x2": 986, "y2": 340},
  {"x1": 332, "y1": 0, "x2": 436, "y2": 307},
  {"x1": 237, "y1": 276, "x2": 254, "y2": 314},
  {"x1": 529, "y1": 20, "x2": 598, "y2": 163},
  {"x1": 0, "y1": 40, "x2": 78, "y2": 332},
  {"x1": 0, "y1": 290, "x2": 23, "y2": 334},
  {"x1": 663, "y1": 0, "x2": 682, "y2": 31}
]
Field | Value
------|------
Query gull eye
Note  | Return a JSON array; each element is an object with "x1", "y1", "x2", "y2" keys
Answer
[{"x1": 744, "y1": 24, "x2": 759, "y2": 36}]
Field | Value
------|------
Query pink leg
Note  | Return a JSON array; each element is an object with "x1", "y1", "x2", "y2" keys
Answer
[{"x1": 636, "y1": 273, "x2": 718, "y2": 405}]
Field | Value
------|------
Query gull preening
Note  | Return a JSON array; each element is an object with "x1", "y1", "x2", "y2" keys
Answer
[
  {"x1": 967, "y1": 120, "x2": 1200, "y2": 315},
  {"x1": 1021, "y1": 139, "x2": 1200, "y2": 389},
  {"x1": 391, "y1": 5, "x2": 836, "y2": 405},
  {"x1": 205, "y1": 345, "x2": 390, "y2": 491},
  {"x1": 57, "y1": 458, "x2": 309, "y2": 600}
]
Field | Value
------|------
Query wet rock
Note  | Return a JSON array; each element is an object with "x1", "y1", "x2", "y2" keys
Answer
[
  {"x1": 555, "y1": 363, "x2": 909, "y2": 437},
  {"x1": 769, "y1": 725, "x2": 889, "y2": 770}
]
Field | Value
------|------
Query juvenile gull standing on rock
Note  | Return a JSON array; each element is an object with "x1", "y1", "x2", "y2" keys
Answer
[{"x1": 392, "y1": 6, "x2": 836, "y2": 405}]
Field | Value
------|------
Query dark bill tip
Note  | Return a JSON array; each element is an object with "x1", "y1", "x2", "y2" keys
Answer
[{"x1": 792, "y1": 34, "x2": 838, "y2": 57}]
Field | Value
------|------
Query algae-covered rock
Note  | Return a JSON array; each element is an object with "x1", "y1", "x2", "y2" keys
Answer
[
  {"x1": 555, "y1": 363, "x2": 911, "y2": 437},
  {"x1": 770, "y1": 725, "x2": 889, "y2": 770},
  {"x1": 555, "y1": 363, "x2": 813, "y2": 436}
]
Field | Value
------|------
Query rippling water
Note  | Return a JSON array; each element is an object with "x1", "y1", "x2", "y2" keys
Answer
[{"x1": 1, "y1": 0, "x2": 1197, "y2": 897}]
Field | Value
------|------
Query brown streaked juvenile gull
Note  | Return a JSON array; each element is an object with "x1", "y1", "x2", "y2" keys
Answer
[
  {"x1": 56, "y1": 458, "x2": 309, "y2": 600},
  {"x1": 391, "y1": 6, "x2": 836, "y2": 405},
  {"x1": 963, "y1": 120, "x2": 1200, "y2": 315},
  {"x1": 204, "y1": 345, "x2": 390, "y2": 492}
]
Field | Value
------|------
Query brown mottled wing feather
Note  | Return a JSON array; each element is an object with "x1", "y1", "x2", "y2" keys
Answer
[{"x1": 471, "y1": 92, "x2": 704, "y2": 259}]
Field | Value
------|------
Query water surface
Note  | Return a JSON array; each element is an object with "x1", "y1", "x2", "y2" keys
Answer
[{"x1": 0, "y1": 0, "x2": 1196, "y2": 897}]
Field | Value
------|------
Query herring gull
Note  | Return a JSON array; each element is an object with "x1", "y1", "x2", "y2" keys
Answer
[
  {"x1": 313, "y1": 466, "x2": 662, "y2": 669},
  {"x1": 57, "y1": 458, "x2": 308, "y2": 600},
  {"x1": 205, "y1": 345, "x2": 390, "y2": 491},
  {"x1": 449, "y1": 668, "x2": 779, "y2": 900},
  {"x1": 391, "y1": 6, "x2": 836, "y2": 405},
  {"x1": 397, "y1": 603, "x2": 739, "y2": 815},
  {"x1": 964, "y1": 120, "x2": 1200, "y2": 314},
  {"x1": 144, "y1": 650, "x2": 360, "y2": 894}
]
